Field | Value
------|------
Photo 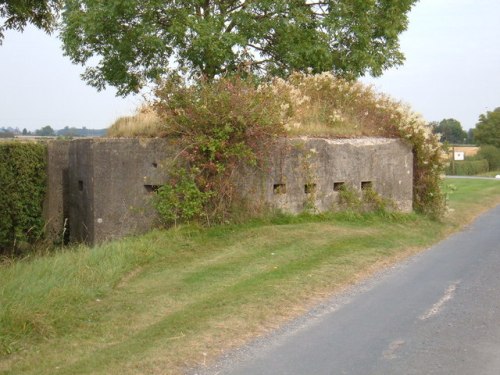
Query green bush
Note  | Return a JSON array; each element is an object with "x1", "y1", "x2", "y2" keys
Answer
[
  {"x1": 153, "y1": 75, "x2": 286, "y2": 225},
  {"x1": 446, "y1": 159, "x2": 489, "y2": 176},
  {"x1": 477, "y1": 145, "x2": 500, "y2": 171},
  {"x1": 0, "y1": 142, "x2": 47, "y2": 255},
  {"x1": 154, "y1": 168, "x2": 212, "y2": 226}
]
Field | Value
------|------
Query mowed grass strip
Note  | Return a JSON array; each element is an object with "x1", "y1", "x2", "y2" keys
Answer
[{"x1": 1, "y1": 178, "x2": 500, "y2": 374}]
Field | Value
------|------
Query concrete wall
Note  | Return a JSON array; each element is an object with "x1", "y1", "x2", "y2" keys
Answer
[
  {"x1": 68, "y1": 138, "x2": 178, "y2": 244},
  {"x1": 236, "y1": 137, "x2": 413, "y2": 214},
  {"x1": 44, "y1": 137, "x2": 413, "y2": 246}
]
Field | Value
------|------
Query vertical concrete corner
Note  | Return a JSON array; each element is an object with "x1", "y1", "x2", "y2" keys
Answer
[
  {"x1": 43, "y1": 140, "x2": 70, "y2": 243},
  {"x1": 68, "y1": 138, "x2": 178, "y2": 245}
]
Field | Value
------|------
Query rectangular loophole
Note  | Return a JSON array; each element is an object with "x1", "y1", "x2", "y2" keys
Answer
[
  {"x1": 333, "y1": 182, "x2": 345, "y2": 192},
  {"x1": 273, "y1": 183, "x2": 286, "y2": 194},
  {"x1": 304, "y1": 183, "x2": 316, "y2": 194},
  {"x1": 361, "y1": 181, "x2": 373, "y2": 190},
  {"x1": 78, "y1": 180, "x2": 84, "y2": 192},
  {"x1": 144, "y1": 184, "x2": 161, "y2": 194}
]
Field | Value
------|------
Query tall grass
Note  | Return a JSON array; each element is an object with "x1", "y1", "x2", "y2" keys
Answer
[
  {"x1": 1, "y1": 179, "x2": 499, "y2": 374},
  {"x1": 107, "y1": 107, "x2": 164, "y2": 138}
]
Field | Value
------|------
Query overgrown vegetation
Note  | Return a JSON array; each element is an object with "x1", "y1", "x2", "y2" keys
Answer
[
  {"x1": 0, "y1": 142, "x2": 47, "y2": 256},
  {"x1": 154, "y1": 168, "x2": 212, "y2": 226},
  {"x1": 0, "y1": 178, "x2": 499, "y2": 374},
  {"x1": 267, "y1": 73, "x2": 445, "y2": 217},
  {"x1": 109, "y1": 73, "x2": 446, "y2": 221},
  {"x1": 151, "y1": 75, "x2": 287, "y2": 225},
  {"x1": 336, "y1": 184, "x2": 393, "y2": 213}
]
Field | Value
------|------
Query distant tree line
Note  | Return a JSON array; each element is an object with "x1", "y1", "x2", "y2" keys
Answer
[
  {"x1": 430, "y1": 119, "x2": 470, "y2": 144},
  {"x1": 0, "y1": 125, "x2": 106, "y2": 137},
  {"x1": 436, "y1": 107, "x2": 500, "y2": 175},
  {"x1": 432, "y1": 107, "x2": 500, "y2": 147}
]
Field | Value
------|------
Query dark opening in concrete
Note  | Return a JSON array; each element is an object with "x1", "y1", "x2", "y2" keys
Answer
[
  {"x1": 78, "y1": 180, "x2": 83, "y2": 192},
  {"x1": 144, "y1": 185, "x2": 161, "y2": 194},
  {"x1": 334, "y1": 182, "x2": 345, "y2": 191},
  {"x1": 152, "y1": 162, "x2": 158, "y2": 168},
  {"x1": 304, "y1": 183, "x2": 317, "y2": 194},
  {"x1": 361, "y1": 181, "x2": 373, "y2": 190},
  {"x1": 273, "y1": 183, "x2": 287, "y2": 194}
]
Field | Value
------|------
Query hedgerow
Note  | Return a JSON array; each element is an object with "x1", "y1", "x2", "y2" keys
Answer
[
  {"x1": 446, "y1": 160, "x2": 489, "y2": 176},
  {"x1": 477, "y1": 145, "x2": 500, "y2": 171},
  {"x1": 0, "y1": 142, "x2": 47, "y2": 255}
]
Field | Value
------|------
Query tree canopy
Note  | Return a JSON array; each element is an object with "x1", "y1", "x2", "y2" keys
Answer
[
  {"x1": 0, "y1": 0, "x2": 60, "y2": 43},
  {"x1": 474, "y1": 108, "x2": 500, "y2": 148},
  {"x1": 432, "y1": 118, "x2": 467, "y2": 144},
  {"x1": 60, "y1": 0, "x2": 417, "y2": 96},
  {"x1": 35, "y1": 125, "x2": 55, "y2": 136}
]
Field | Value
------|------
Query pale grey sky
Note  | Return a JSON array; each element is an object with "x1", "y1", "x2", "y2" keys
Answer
[
  {"x1": 362, "y1": 0, "x2": 500, "y2": 130},
  {"x1": 1, "y1": 0, "x2": 499, "y2": 131}
]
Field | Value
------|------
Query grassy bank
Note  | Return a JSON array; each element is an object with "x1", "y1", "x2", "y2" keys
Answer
[
  {"x1": 477, "y1": 170, "x2": 500, "y2": 177},
  {"x1": 1, "y1": 178, "x2": 500, "y2": 375}
]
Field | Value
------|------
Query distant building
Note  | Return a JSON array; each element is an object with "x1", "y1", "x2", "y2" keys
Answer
[{"x1": 448, "y1": 145, "x2": 479, "y2": 160}]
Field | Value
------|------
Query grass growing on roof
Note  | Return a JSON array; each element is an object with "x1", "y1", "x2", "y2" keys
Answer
[{"x1": 107, "y1": 106, "x2": 164, "y2": 138}]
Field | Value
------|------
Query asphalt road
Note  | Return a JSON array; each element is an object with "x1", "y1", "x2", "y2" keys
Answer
[{"x1": 195, "y1": 204, "x2": 500, "y2": 375}]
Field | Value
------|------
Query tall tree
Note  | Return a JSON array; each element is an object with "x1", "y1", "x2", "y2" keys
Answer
[
  {"x1": 433, "y1": 118, "x2": 467, "y2": 144},
  {"x1": 466, "y1": 128, "x2": 475, "y2": 144},
  {"x1": 61, "y1": 0, "x2": 417, "y2": 96},
  {"x1": 0, "y1": 0, "x2": 61, "y2": 43},
  {"x1": 474, "y1": 108, "x2": 500, "y2": 148}
]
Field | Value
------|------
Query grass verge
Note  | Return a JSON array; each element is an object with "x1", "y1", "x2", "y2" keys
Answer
[
  {"x1": 476, "y1": 170, "x2": 500, "y2": 177},
  {"x1": 1, "y1": 178, "x2": 500, "y2": 375}
]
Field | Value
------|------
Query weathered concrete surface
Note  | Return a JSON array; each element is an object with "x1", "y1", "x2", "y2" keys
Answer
[
  {"x1": 43, "y1": 140, "x2": 70, "y2": 242},
  {"x1": 237, "y1": 137, "x2": 413, "y2": 214},
  {"x1": 44, "y1": 137, "x2": 413, "y2": 246},
  {"x1": 68, "y1": 138, "x2": 178, "y2": 245}
]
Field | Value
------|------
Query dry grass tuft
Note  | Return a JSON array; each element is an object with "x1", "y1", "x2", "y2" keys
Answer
[
  {"x1": 106, "y1": 73, "x2": 427, "y2": 141},
  {"x1": 107, "y1": 106, "x2": 165, "y2": 138}
]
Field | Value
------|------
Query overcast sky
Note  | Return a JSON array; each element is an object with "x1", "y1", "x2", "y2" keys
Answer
[{"x1": 1, "y1": 0, "x2": 499, "y2": 131}]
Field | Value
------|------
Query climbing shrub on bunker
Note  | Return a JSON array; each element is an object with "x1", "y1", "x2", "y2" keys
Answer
[
  {"x1": 152, "y1": 75, "x2": 286, "y2": 224},
  {"x1": 143, "y1": 73, "x2": 446, "y2": 224}
]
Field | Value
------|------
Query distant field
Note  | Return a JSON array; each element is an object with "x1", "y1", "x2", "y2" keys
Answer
[{"x1": 1, "y1": 178, "x2": 499, "y2": 375}]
